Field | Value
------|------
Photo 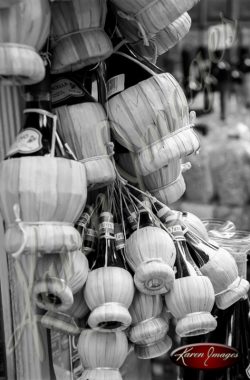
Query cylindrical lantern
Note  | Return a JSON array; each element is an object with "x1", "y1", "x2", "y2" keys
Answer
[
  {"x1": 84, "y1": 266, "x2": 134, "y2": 331},
  {"x1": 0, "y1": 0, "x2": 51, "y2": 84},
  {"x1": 0, "y1": 157, "x2": 88, "y2": 255},
  {"x1": 125, "y1": 227, "x2": 176, "y2": 295},
  {"x1": 130, "y1": 13, "x2": 191, "y2": 62},
  {"x1": 50, "y1": 0, "x2": 113, "y2": 74},
  {"x1": 199, "y1": 247, "x2": 250, "y2": 310},
  {"x1": 142, "y1": 160, "x2": 186, "y2": 205},
  {"x1": 78, "y1": 329, "x2": 128, "y2": 380},
  {"x1": 128, "y1": 291, "x2": 172, "y2": 359},
  {"x1": 55, "y1": 102, "x2": 116, "y2": 188},
  {"x1": 165, "y1": 276, "x2": 217, "y2": 337},
  {"x1": 111, "y1": 0, "x2": 198, "y2": 39},
  {"x1": 33, "y1": 251, "x2": 89, "y2": 312},
  {"x1": 107, "y1": 70, "x2": 200, "y2": 176}
]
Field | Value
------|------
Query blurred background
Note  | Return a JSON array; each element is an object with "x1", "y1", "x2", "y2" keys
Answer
[{"x1": 156, "y1": 0, "x2": 250, "y2": 232}]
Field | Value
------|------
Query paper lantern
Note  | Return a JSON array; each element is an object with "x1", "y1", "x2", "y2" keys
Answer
[
  {"x1": 125, "y1": 226, "x2": 176, "y2": 295},
  {"x1": 78, "y1": 329, "x2": 128, "y2": 380},
  {"x1": 33, "y1": 251, "x2": 89, "y2": 312},
  {"x1": 84, "y1": 267, "x2": 134, "y2": 331},
  {"x1": 128, "y1": 291, "x2": 172, "y2": 359},
  {"x1": 165, "y1": 275, "x2": 217, "y2": 337}
]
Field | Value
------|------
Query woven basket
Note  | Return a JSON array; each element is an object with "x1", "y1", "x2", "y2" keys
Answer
[
  {"x1": 128, "y1": 291, "x2": 172, "y2": 359},
  {"x1": 0, "y1": 0, "x2": 50, "y2": 84},
  {"x1": 51, "y1": 0, "x2": 113, "y2": 74},
  {"x1": 84, "y1": 266, "x2": 134, "y2": 332},
  {"x1": 0, "y1": 157, "x2": 87, "y2": 244},
  {"x1": 125, "y1": 226, "x2": 176, "y2": 295},
  {"x1": 111, "y1": 0, "x2": 198, "y2": 38},
  {"x1": 165, "y1": 276, "x2": 217, "y2": 337},
  {"x1": 130, "y1": 13, "x2": 191, "y2": 62},
  {"x1": 33, "y1": 251, "x2": 89, "y2": 312},
  {"x1": 78, "y1": 329, "x2": 128, "y2": 380},
  {"x1": 143, "y1": 160, "x2": 186, "y2": 204},
  {"x1": 199, "y1": 247, "x2": 250, "y2": 310},
  {"x1": 107, "y1": 63, "x2": 200, "y2": 175},
  {"x1": 55, "y1": 102, "x2": 116, "y2": 189}
]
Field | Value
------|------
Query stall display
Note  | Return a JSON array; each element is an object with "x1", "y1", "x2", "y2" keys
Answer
[{"x1": 0, "y1": 1, "x2": 249, "y2": 380}]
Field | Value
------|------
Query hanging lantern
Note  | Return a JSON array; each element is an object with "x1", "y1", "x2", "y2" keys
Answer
[
  {"x1": 0, "y1": 0, "x2": 51, "y2": 84},
  {"x1": 198, "y1": 246, "x2": 250, "y2": 310},
  {"x1": 142, "y1": 160, "x2": 186, "y2": 205},
  {"x1": 128, "y1": 291, "x2": 172, "y2": 359},
  {"x1": 33, "y1": 251, "x2": 89, "y2": 312},
  {"x1": 110, "y1": 0, "x2": 198, "y2": 40},
  {"x1": 130, "y1": 13, "x2": 191, "y2": 63},
  {"x1": 107, "y1": 66, "x2": 200, "y2": 176},
  {"x1": 78, "y1": 329, "x2": 128, "y2": 380},
  {"x1": 165, "y1": 275, "x2": 217, "y2": 337},
  {"x1": 50, "y1": 0, "x2": 113, "y2": 74},
  {"x1": 84, "y1": 266, "x2": 134, "y2": 332},
  {"x1": 125, "y1": 226, "x2": 176, "y2": 295},
  {"x1": 0, "y1": 157, "x2": 88, "y2": 255},
  {"x1": 55, "y1": 102, "x2": 116, "y2": 189}
]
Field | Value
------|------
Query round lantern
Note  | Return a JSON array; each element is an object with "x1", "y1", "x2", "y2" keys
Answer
[
  {"x1": 0, "y1": 157, "x2": 88, "y2": 255},
  {"x1": 107, "y1": 68, "x2": 200, "y2": 176},
  {"x1": 33, "y1": 251, "x2": 89, "y2": 312},
  {"x1": 55, "y1": 102, "x2": 116, "y2": 189},
  {"x1": 125, "y1": 227, "x2": 176, "y2": 295},
  {"x1": 84, "y1": 266, "x2": 134, "y2": 331},
  {"x1": 128, "y1": 291, "x2": 172, "y2": 359},
  {"x1": 78, "y1": 329, "x2": 128, "y2": 380},
  {"x1": 0, "y1": 0, "x2": 51, "y2": 84},
  {"x1": 50, "y1": 0, "x2": 113, "y2": 74},
  {"x1": 165, "y1": 275, "x2": 217, "y2": 337}
]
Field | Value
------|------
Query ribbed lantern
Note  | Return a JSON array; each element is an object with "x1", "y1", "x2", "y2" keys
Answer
[
  {"x1": 165, "y1": 275, "x2": 217, "y2": 337},
  {"x1": 33, "y1": 251, "x2": 89, "y2": 312},
  {"x1": 50, "y1": 0, "x2": 113, "y2": 74},
  {"x1": 0, "y1": 157, "x2": 88, "y2": 256},
  {"x1": 199, "y1": 247, "x2": 250, "y2": 310},
  {"x1": 0, "y1": 0, "x2": 51, "y2": 84},
  {"x1": 84, "y1": 266, "x2": 134, "y2": 331},
  {"x1": 78, "y1": 329, "x2": 128, "y2": 380},
  {"x1": 129, "y1": 13, "x2": 191, "y2": 63},
  {"x1": 142, "y1": 160, "x2": 186, "y2": 205},
  {"x1": 125, "y1": 227, "x2": 176, "y2": 295},
  {"x1": 55, "y1": 102, "x2": 116, "y2": 189},
  {"x1": 111, "y1": 0, "x2": 198, "y2": 40},
  {"x1": 128, "y1": 291, "x2": 172, "y2": 359},
  {"x1": 107, "y1": 69, "x2": 200, "y2": 176}
]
